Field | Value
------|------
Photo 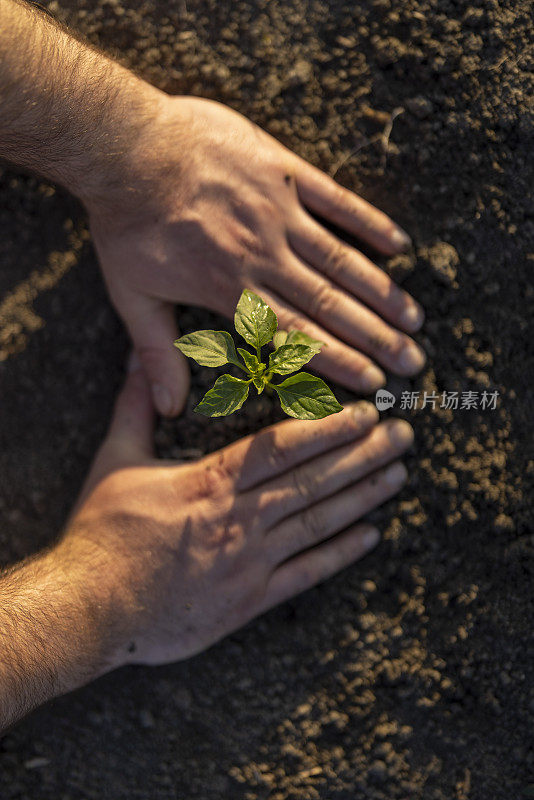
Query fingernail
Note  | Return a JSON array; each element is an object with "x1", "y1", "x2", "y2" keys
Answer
[
  {"x1": 350, "y1": 401, "x2": 378, "y2": 423},
  {"x1": 399, "y1": 302, "x2": 425, "y2": 331},
  {"x1": 361, "y1": 365, "x2": 386, "y2": 392},
  {"x1": 391, "y1": 227, "x2": 412, "y2": 252},
  {"x1": 398, "y1": 341, "x2": 426, "y2": 374},
  {"x1": 384, "y1": 461, "x2": 408, "y2": 486},
  {"x1": 152, "y1": 383, "x2": 173, "y2": 416},
  {"x1": 127, "y1": 352, "x2": 142, "y2": 373},
  {"x1": 387, "y1": 419, "x2": 414, "y2": 448},
  {"x1": 362, "y1": 526, "x2": 380, "y2": 551}
]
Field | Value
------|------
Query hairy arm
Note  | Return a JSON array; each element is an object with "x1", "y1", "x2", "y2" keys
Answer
[
  {"x1": 0, "y1": 363, "x2": 414, "y2": 733},
  {"x1": 0, "y1": 0, "x2": 165, "y2": 206},
  {"x1": 0, "y1": 0, "x2": 425, "y2": 419},
  {"x1": 0, "y1": 541, "x2": 118, "y2": 732}
]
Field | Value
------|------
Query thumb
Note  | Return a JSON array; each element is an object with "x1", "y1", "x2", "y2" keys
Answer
[
  {"x1": 123, "y1": 294, "x2": 190, "y2": 417},
  {"x1": 73, "y1": 356, "x2": 155, "y2": 510},
  {"x1": 103, "y1": 353, "x2": 155, "y2": 462}
]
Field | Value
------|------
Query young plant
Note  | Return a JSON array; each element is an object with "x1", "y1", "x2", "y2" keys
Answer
[{"x1": 174, "y1": 290, "x2": 343, "y2": 420}]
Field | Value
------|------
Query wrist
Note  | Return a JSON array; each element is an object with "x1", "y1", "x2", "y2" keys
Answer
[
  {"x1": 69, "y1": 75, "x2": 170, "y2": 212},
  {"x1": 82, "y1": 91, "x2": 190, "y2": 227},
  {"x1": 49, "y1": 535, "x2": 133, "y2": 680}
]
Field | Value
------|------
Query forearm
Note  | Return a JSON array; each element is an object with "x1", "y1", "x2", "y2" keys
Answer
[
  {"x1": 0, "y1": 0, "x2": 165, "y2": 207},
  {"x1": 0, "y1": 541, "x2": 117, "y2": 732}
]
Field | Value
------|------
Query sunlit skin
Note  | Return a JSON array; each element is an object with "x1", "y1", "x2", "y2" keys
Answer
[
  {"x1": 90, "y1": 94, "x2": 426, "y2": 416},
  {"x1": 71, "y1": 362, "x2": 415, "y2": 664},
  {"x1": 0, "y1": 0, "x2": 424, "y2": 731},
  {"x1": 0, "y1": 363, "x2": 413, "y2": 730},
  {"x1": 1, "y1": 0, "x2": 425, "y2": 417}
]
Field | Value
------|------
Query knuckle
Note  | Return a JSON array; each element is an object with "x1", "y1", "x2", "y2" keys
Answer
[
  {"x1": 306, "y1": 281, "x2": 336, "y2": 319},
  {"x1": 135, "y1": 344, "x2": 165, "y2": 366},
  {"x1": 291, "y1": 465, "x2": 318, "y2": 504},
  {"x1": 205, "y1": 518, "x2": 243, "y2": 551},
  {"x1": 387, "y1": 333, "x2": 411, "y2": 359},
  {"x1": 193, "y1": 455, "x2": 231, "y2": 501},
  {"x1": 255, "y1": 194, "x2": 277, "y2": 220},
  {"x1": 331, "y1": 180, "x2": 349, "y2": 210},
  {"x1": 323, "y1": 240, "x2": 348, "y2": 279},
  {"x1": 353, "y1": 439, "x2": 375, "y2": 471},
  {"x1": 263, "y1": 433, "x2": 288, "y2": 473},
  {"x1": 232, "y1": 223, "x2": 266, "y2": 261},
  {"x1": 365, "y1": 331, "x2": 396, "y2": 356},
  {"x1": 300, "y1": 506, "x2": 324, "y2": 544}
]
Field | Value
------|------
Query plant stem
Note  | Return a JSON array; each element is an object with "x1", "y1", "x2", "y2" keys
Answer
[{"x1": 230, "y1": 359, "x2": 250, "y2": 374}]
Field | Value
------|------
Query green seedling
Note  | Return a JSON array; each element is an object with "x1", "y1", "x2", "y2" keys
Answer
[{"x1": 174, "y1": 290, "x2": 343, "y2": 420}]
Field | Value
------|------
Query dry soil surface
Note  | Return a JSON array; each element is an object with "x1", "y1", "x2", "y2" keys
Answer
[{"x1": 0, "y1": 0, "x2": 533, "y2": 798}]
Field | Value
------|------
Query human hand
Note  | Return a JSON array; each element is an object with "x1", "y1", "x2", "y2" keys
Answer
[
  {"x1": 88, "y1": 95, "x2": 425, "y2": 417},
  {"x1": 62, "y1": 360, "x2": 414, "y2": 669}
]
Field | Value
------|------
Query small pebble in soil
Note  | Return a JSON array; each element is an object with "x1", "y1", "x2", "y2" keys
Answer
[
  {"x1": 386, "y1": 253, "x2": 415, "y2": 284},
  {"x1": 285, "y1": 59, "x2": 313, "y2": 87},
  {"x1": 24, "y1": 757, "x2": 50, "y2": 770},
  {"x1": 406, "y1": 95, "x2": 434, "y2": 119},
  {"x1": 369, "y1": 760, "x2": 388, "y2": 782},
  {"x1": 421, "y1": 242, "x2": 459, "y2": 287}
]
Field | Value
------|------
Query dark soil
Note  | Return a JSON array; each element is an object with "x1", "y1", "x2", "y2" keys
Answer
[{"x1": 1, "y1": 0, "x2": 533, "y2": 797}]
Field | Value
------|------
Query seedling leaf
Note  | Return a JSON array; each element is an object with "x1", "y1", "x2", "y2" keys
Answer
[
  {"x1": 252, "y1": 374, "x2": 267, "y2": 394},
  {"x1": 272, "y1": 330, "x2": 289, "y2": 349},
  {"x1": 268, "y1": 344, "x2": 317, "y2": 375},
  {"x1": 237, "y1": 348, "x2": 265, "y2": 375},
  {"x1": 174, "y1": 289, "x2": 341, "y2": 420},
  {"x1": 234, "y1": 290, "x2": 277, "y2": 351},
  {"x1": 272, "y1": 372, "x2": 343, "y2": 419},
  {"x1": 285, "y1": 330, "x2": 324, "y2": 355},
  {"x1": 174, "y1": 330, "x2": 240, "y2": 368},
  {"x1": 194, "y1": 374, "x2": 250, "y2": 417}
]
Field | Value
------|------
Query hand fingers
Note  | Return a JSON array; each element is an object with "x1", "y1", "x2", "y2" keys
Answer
[
  {"x1": 249, "y1": 419, "x2": 413, "y2": 529},
  {"x1": 72, "y1": 356, "x2": 155, "y2": 510},
  {"x1": 261, "y1": 523, "x2": 380, "y2": 612},
  {"x1": 209, "y1": 402, "x2": 379, "y2": 492},
  {"x1": 264, "y1": 252, "x2": 426, "y2": 376},
  {"x1": 268, "y1": 459, "x2": 407, "y2": 563},
  {"x1": 288, "y1": 212, "x2": 424, "y2": 333},
  {"x1": 255, "y1": 286, "x2": 387, "y2": 392},
  {"x1": 294, "y1": 159, "x2": 412, "y2": 255},
  {"x1": 103, "y1": 354, "x2": 155, "y2": 461},
  {"x1": 118, "y1": 291, "x2": 190, "y2": 417}
]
